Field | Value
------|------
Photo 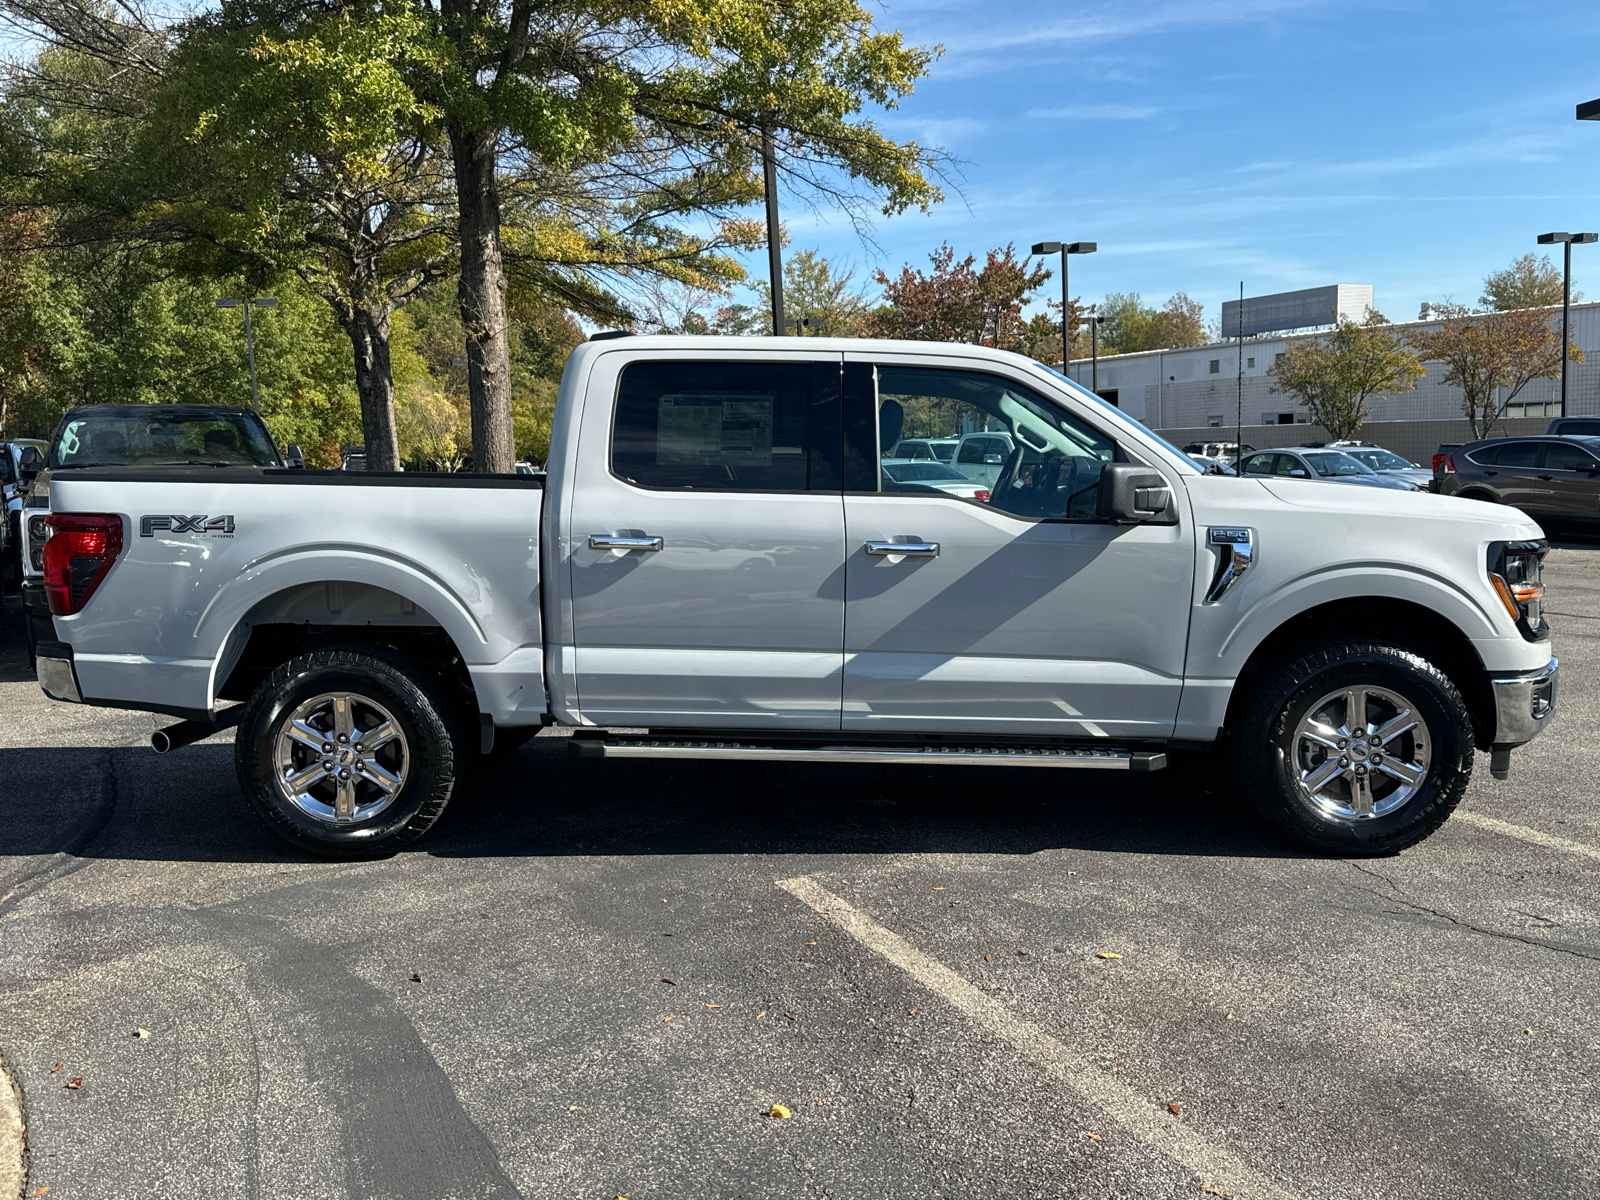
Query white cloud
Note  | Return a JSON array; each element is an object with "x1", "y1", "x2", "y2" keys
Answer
[{"x1": 1027, "y1": 104, "x2": 1159, "y2": 120}]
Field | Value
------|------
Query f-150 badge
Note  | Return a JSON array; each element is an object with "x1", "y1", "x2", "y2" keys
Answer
[{"x1": 140, "y1": 515, "x2": 235, "y2": 537}]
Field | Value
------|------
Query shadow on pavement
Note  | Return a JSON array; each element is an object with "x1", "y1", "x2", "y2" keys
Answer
[{"x1": 0, "y1": 734, "x2": 1304, "y2": 866}]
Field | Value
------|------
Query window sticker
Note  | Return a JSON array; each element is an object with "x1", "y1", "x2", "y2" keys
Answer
[{"x1": 658, "y1": 394, "x2": 774, "y2": 466}]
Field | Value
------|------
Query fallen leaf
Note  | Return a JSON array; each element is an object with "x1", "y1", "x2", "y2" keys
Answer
[
  {"x1": 405, "y1": 990, "x2": 411, "y2": 996},
  {"x1": 661, "y1": 978, "x2": 676, "y2": 986},
  {"x1": 1115, "y1": 1059, "x2": 1124, "y2": 1066},
  {"x1": 1016, "y1": 951, "x2": 1028, "y2": 958},
  {"x1": 65, "y1": 1077, "x2": 82, "y2": 1090},
  {"x1": 784, "y1": 1013, "x2": 797, "y2": 1021},
  {"x1": 29, "y1": 1188, "x2": 48, "y2": 1197},
  {"x1": 1167, "y1": 1102, "x2": 1182, "y2": 1115},
  {"x1": 1083, "y1": 1132, "x2": 1103, "y2": 1142},
  {"x1": 1526, "y1": 1028, "x2": 1535, "y2": 1036},
  {"x1": 769, "y1": 1104, "x2": 792, "y2": 1119},
  {"x1": 805, "y1": 941, "x2": 816, "y2": 946},
  {"x1": 134, "y1": 1029, "x2": 150, "y2": 1040},
  {"x1": 662, "y1": 1015, "x2": 673, "y2": 1022},
  {"x1": 410, "y1": 973, "x2": 421, "y2": 983},
  {"x1": 1225, "y1": 1012, "x2": 1234, "y2": 1020},
  {"x1": 1097, "y1": 952, "x2": 1123, "y2": 960},
  {"x1": 1200, "y1": 1183, "x2": 1230, "y2": 1197},
  {"x1": 908, "y1": 1008, "x2": 919, "y2": 1016},
  {"x1": 705, "y1": 1003, "x2": 723, "y2": 1009},
  {"x1": 932, "y1": 886, "x2": 945, "y2": 891},
  {"x1": 50, "y1": 1062, "x2": 62, "y2": 1074},
  {"x1": 757, "y1": 1011, "x2": 767, "y2": 1019},
  {"x1": 984, "y1": 955, "x2": 993, "y2": 962}
]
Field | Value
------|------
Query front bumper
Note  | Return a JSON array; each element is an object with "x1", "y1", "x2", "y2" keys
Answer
[
  {"x1": 35, "y1": 639, "x2": 83, "y2": 704},
  {"x1": 1491, "y1": 655, "x2": 1557, "y2": 748}
]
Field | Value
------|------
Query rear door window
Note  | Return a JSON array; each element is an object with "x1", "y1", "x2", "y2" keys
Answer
[
  {"x1": 1494, "y1": 441, "x2": 1542, "y2": 468},
  {"x1": 1544, "y1": 442, "x2": 1598, "y2": 471},
  {"x1": 611, "y1": 360, "x2": 839, "y2": 492}
]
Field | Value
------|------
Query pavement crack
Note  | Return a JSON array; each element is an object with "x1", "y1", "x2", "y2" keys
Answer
[{"x1": 1345, "y1": 862, "x2": 1600, "y2": 963}]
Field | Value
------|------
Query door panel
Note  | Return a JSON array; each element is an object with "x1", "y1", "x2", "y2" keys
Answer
[
  {"x1": 843, "y1": 497, "x2": 1191, "y2": 736},
  {"x1": 841, "y1": 356, "x2": 1193, "y2": 738},
  {"x1": 1539, "y1": 441, "x2": 1600, "y2": 522},
  {"x1": 566, "y1": 354, "x2": 847, "y2": 728}
]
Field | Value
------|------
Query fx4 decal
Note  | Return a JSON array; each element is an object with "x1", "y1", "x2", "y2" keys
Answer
[{"x1": 140, "y1": 515, "x2": 235, "y2": 537}]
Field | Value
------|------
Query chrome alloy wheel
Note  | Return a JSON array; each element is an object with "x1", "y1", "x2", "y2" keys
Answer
[
  {"x1": 1291, "y1": 685, "x2": 1431, "y2": 821},
  {"x1": 272, "y1": 692, "x2": 409, "y2": 824}
]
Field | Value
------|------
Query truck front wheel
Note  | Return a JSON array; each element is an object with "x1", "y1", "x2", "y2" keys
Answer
[
  {"x1": 1234, "y1": 640, "x2": 1473, "y2": 855},
  {"x1": 235, "y1": 645, "x2": 461, "y2": 858}
]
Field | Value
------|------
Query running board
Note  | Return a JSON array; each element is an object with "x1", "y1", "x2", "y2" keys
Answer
[{"x1": 570, "y1": 734, "x2": 1165, "y2": 771}]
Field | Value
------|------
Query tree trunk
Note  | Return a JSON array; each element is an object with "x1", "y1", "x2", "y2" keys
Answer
[
  {"x1": 451, "y1": 122, "x2": 515, "y2": 474},
  {"x1": 349, "y1": 304, "x2": 401, "y2": 472}
]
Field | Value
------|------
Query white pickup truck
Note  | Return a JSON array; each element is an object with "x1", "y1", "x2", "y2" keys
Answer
[{"x1": 33, "y1": 337, "x2": 1557, "y2": 857}]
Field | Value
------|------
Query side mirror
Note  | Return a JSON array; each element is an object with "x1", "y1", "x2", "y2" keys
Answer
[
  {"x1": 1096, "y1": 463, "x2": 1175, "y2": 525},
  {"x1": 984, "y1": 453, "x2": 1004, "y2": 465},
  {"x1": 18, "y1": 445, "x2": 43, "y2": 483},
  {"x1": 1289, "y1": 468, "x2": 1308, "y2": 477},
  {"x1": 284, "y1": 443, "x2": 305, "y2": 469}
]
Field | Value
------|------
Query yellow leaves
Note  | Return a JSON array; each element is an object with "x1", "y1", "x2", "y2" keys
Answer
[
  {"x1": 768, "y1": 1103, "x2": 792, "y2": 1119},
  {"x1": 1096, "y1": 951, "x2": 1123, "y2": 960}
]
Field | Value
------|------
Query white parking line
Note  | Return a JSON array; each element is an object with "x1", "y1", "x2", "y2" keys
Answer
[
  {"x1": 1454, "y1": 811, "x2": 1600, "y2": 863},
  {"x1": 777, "y1": 875, "x2": 1301, "y2": 1200}
]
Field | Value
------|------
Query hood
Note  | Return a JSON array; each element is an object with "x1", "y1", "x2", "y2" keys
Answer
[{"x1": 1253, "y1": 477, "x2": 1543, "y2": 534}]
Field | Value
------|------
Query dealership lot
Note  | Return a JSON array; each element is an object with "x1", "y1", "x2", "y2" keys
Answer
[{"x1": 2, "y1": 549, "x2": 1598, "y2": 1200}]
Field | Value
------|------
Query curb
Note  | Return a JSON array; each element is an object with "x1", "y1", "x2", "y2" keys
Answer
[{"x1": 0, "y1": 1056, "x2": 24, "y2": 1200}]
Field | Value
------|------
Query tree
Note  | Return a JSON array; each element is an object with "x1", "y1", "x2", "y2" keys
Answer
[
  {"x1": 1095, "y1": 292, "x2": 1207, "y2": 355},
  {"x1": 397, "y1": 0, "x2": 945, "y2": 472},
  {"x1": 1268, "y1": 311, "x2": 1424, "y2": 439},
  {"x1": 1481, "y1": 253, "x2": 1574, "y2": 312},
  {"x1": 716, "y1": 248, "x2": 871, "y2": 336},
  {"x1": 1407, "y1": 304, "x2": 1583, "y2": 438},
  {"x1": 870, "y1": 243, "x2": 1050, "y2": 348}
]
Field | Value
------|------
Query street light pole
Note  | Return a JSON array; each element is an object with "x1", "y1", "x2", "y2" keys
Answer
[
  {"x1": 1031, "y1": 241, "x2": 1096, "y2": 370},
  {"x1": 762, "y1": 126, "x2": 785, "y2": 337},
  {"x1": 216, "y1": 296, "x2": 277, "y2": 410},
  {"x1": 1537, "y1": 232, "x2": 1596, "y2": 418}
]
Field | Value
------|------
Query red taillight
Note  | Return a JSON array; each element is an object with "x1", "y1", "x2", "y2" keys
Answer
[
  {"x1": 1443, "y1": 453, "x2": 1457, "y2": 474},
  {"x1": 43, "y1": 513, "x2": 123, "y2": 615},
  {"x1": 1432, "y1": 453, "x2": 1446, "y2": 472},
  {"x1": 975, "y1": 489, "x2": 992, "y2": 502}
]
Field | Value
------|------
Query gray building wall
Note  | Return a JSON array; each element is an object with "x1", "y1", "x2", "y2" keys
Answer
[{"x1": 1066, "y1": 302, "x2": 1600, "y2": 430}]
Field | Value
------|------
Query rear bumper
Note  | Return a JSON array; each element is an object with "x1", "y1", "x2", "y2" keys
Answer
[
  {"x1": 35, "y1": 640, "x2": 83, "y2": 704},
  {"x1": 20, "y1": 578, "x2": 54, "y2": 646},
  {"x1": 1491, "y1": 656, "x2": 1557, "y2": 748}
]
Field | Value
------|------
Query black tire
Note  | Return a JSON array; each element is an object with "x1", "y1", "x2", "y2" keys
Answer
[
  {"x1": 1234, "y1": 640, "x2": 1473, "y2": 856},
  {"x1": 234, "y1": 644, "x2": 461, "y2": 858}
]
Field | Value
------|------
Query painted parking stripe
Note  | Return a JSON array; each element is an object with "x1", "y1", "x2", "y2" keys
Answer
[
  {"x1": 1455, "y1": 811, "x2": 1600, "y2": 863},
  {"x1": 777, "y1": 875, "x2": 1301, "y2": 1200}
]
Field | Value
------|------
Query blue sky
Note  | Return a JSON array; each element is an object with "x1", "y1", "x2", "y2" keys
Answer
[{"x1": 760, "y1": 0, "x2": 1600, "y2": 331}]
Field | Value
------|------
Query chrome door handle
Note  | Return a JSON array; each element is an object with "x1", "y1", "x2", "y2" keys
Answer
[
  {"x1": 866, "y1": 540, "x2": 939, "y2": 557},
  {"x1": 589, "y1": 535, "x2": 663, "y2": 551}
]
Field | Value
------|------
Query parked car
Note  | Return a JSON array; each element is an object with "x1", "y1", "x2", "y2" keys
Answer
[
  {"x1": 1187, "y1": 454, "x2": 1236, "y2": 475},
  {"x1": 1238, "y1": 447, "x2": 1423, "y2": 491},
  {"x1": 880, "y1": 458, "x2": 992, "y2": 500},
  {"x1": 1334, "y1": 446, "x2": 1433, "y2": 490},
  {"x1": 1432, "y1": 443, "x2": 1463, "y2": 492},
  {"x1": 17, "y1": 404, "x2": 291, "y2": 670},
  {"x1": 1182, "y1": 440, "x2": 1256, "y2": 464},
  {"x1": 950, "y1": 430, "x2": 1016, "y2": 489},
  {"x1": 889, "y1": 437, "x2": 959, "y2": 464},
  {"x1": 31, "y1": 337, "x2": 1556, "y2": 861},
  {"x1": 1547, "y1": 417, "x2": 1600, "y2": 437},
  {"x1": 1439, "y1": 435, "x2": 1600, "y2": 526},
  {"x1": 2, "y1": 439, "x2": 48, "y2": 585}
]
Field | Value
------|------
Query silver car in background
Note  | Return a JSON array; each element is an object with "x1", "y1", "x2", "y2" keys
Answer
[{"x1": 1239, "y1": 447, "x2": 1425, "y2": 491}]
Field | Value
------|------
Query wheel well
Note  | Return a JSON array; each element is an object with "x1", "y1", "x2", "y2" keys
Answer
[
  {"x1": 215, "y1": 582, "x2": 478, "y2": 715},
  {"x1": 1224, "y1": 597, "x2": 1496, "y2": 749}
]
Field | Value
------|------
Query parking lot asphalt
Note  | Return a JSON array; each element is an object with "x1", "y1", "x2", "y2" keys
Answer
[{"x1": 1, "y1": 547, "x2": 1598, "y2": 1200}]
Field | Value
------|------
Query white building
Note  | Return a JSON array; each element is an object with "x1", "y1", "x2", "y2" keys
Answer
[{"x1": 1064, "y1": 300, "x2": 1600, "y2": 433}]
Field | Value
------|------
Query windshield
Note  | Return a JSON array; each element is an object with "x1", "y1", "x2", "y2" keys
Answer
[
  {"x1": 1304, "y1": 451, "x2": 1372, "y2": 477},
  {"x1": 1346, "y1": 449, "x2": 1412, "y2": 471},
  {"x1": 51, "y1": 409, "x2": 281, "y2": 469},
  {"x1": 1032, "y1": 364, "x2": 1201, "y2": 474},
  {"x1": 883, "y1": 461, "x2": 967, "y2": 483}
]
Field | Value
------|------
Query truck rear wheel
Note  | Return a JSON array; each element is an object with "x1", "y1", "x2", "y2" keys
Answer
[
  {"x1": 234, "y1": 645, "x2": 460, "y2": 858},
  {"x1": 1234, "y1": 640, "x2": 1473, "y2": 855}
]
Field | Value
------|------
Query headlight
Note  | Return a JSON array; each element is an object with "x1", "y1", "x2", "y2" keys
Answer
[
  {"x1": 27, "y1": 512, "x2": 48, "y2": 571},
  {"x1": 1489, "y1": 539, "x2": 1547, "y2": 641}
]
